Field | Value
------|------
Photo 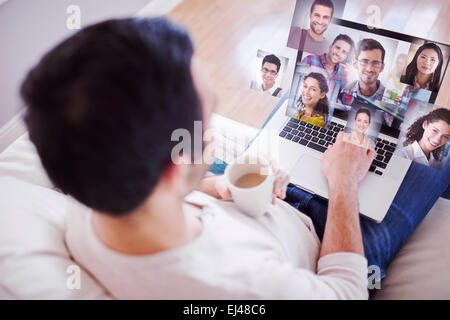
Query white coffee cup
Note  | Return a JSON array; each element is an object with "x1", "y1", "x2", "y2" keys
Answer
[{"x1": 224, "y1": 154, "x2": 276, "y2": 217}]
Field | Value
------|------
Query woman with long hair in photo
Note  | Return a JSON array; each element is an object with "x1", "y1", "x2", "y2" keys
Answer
[
  {"x1": 343, "y1": 108, "x2": 376, "y2": 150},
  {"x1": 401, "y1": 43, "x2": 444, "y2": 92},
  {"x1": 397, "y1": 108, "x2": 450, "y2": 169},
  {"x1": 295, "y1": 72, "x2": 329, "y2": 128}
]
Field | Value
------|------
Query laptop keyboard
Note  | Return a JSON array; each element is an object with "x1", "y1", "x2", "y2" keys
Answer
[
  {"x1": 372, "y1": 138, "x2": 397, "y2": 176},
  {"x1": 279, "y1": 118, "x2": 397, "y2": 176}
]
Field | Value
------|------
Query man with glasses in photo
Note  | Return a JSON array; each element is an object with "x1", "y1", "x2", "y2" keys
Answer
[
  {"x1": 341, "y1": 38, "x2": 386, "y2": 106},
  {"x1": 250, "y1": 54, "x2": 283, "y2": 97}
]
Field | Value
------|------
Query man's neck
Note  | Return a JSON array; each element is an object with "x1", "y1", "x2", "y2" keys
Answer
[
  {"x1": 92, "y1": 197, "x2": 202, "y2": 255},
  {"x1": 262, "y1": 82, "x2": 274, "y2": 91},
  {"x1": 308, "y1": 29, "x2": 323, "y2": 41},
  {"x1": 358, "y1": 80, "x2": 378, "y2": 97}
]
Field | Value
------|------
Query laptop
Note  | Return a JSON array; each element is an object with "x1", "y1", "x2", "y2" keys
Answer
[
  {"x1": 245, "y1": 96, "x2": 411, "y2": 223},
  {"x1": 243, "y1": 13, "x2": 450, "y2": 222}
]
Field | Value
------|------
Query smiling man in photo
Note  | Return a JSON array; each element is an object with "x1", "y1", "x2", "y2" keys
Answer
[
  {"x1": 287, "y1": 0, "x2": 334, "y2": 55},
  {"x1": 344, "y1": 38, "x2": 386, "y2": 102},
  {"x1": 301, "y1": 34, "x2": 354, "y2": 107}
]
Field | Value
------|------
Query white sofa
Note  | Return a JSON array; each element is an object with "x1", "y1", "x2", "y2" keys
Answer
[{"x1": 0, "y1": 133, "x2": 449, "y2": 299}]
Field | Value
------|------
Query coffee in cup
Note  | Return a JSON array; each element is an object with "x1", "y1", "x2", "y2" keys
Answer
[{"x1": 224, "y1": 154, "x2": 276, "y2": 217}]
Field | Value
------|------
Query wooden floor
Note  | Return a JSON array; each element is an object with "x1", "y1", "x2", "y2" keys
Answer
[{"x1": 168, "y1": 0, "x2": 450, "y2": 128}]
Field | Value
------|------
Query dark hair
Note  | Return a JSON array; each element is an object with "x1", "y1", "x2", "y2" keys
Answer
[
  {"x1": 401, "y1": 43, "x2": 444, "y2": 92},
  {"x1": 20, "y1": 18, "x2": 202, "y2": 215},
  {"x1": 356, "y1": 38, "x2": 385, "y2": 63},
  {"x1": 332, "y1": 34, "x2": 354, "y2": 51},
  {"x1": 310, "y1": 0, "x2": 334, "y2": 17},
  {"x1": 355, "y1": 108, "x2": 371, "y2": 123},
  {"x1": 262, "y1": 54, "x2": 281, "y2": 73},
  {"x1": 303, "y1": 72, "x2": 329, "y2": 122},
  {"x1": 403, "y1": 108, "x2": 450, "y2": 160}
]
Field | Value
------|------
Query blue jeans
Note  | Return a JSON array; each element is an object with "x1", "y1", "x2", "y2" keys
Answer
[{"x1": 284, "y1": 159, "x2": 450, "y2": 280}]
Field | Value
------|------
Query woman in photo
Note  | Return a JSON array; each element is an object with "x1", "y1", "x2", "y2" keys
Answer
[
  {"x1": 295, "y1": 72, "x2": 329, "y2": 128},
  {"x1": 398, "y1": 108, "x2": 450, "y2": 169},
  {"x1": 401, "y1": 43, "x2": 444, "y2": 92},
  {"x1": 343, "y1": 108, "x2": 376, "y2": 150}
]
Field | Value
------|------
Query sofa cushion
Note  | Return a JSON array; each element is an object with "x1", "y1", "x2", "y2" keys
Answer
[
  {"x1": 0, "y1": 133, "x2": 54, "y2": 190},
  {"x1": 372, "y1": 197, "x2": 450, "y2": 299},
  {"x1": 0, "y1": 177, "x2": 112, "y2": 299},
  {"x1": 0, "y1": 132, "x2": 112, "y2": 299}
]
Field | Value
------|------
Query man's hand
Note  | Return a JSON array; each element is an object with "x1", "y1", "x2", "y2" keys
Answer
[
  {"x1": 319, "y1": 131, "x2": 376, "y2": 259},
  {"x1": 215, "y1": 158, "x2": 290, "y2": 205},
  {"x1": 198, "y1": 158, "x2": 289, "y2": 204},
  {"x1": 321, "y1": 131, "x2": 375, "y2": 190}
]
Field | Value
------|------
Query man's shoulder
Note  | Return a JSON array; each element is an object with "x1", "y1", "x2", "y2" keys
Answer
[
  {"x1": 377, "y1": 80, "x2": 386, "y2": 92},
  {"x1": 273, "y1": 87, "x2": 283, "y2": 97},
  {"x1": 301, "y1": 54, "x2": 324, "y2": 66}
]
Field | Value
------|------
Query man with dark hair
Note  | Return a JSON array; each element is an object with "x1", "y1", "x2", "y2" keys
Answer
[
  {"x1": 301, "y1": 34, "x2": 355, "y2": 108},
  {"x1": 22, "y1": 17, "x2": 376, "y2": 299},
  {"x1": 20, "y1": 17, "x2": 449, "y2": 300},
  {"x1": 287, "y1": 0, "x2": 334, "y2": 55},
  {"x1": 342, "y1": 38, "x2": 386, "y2": 104},
  {"x1": 250, "y1": 54, "x2": 283, "y2": 97}
]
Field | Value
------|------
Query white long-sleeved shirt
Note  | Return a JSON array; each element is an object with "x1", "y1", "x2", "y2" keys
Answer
[{"x1": 65, "y1": 191, "x2": 369, "y2": 300}]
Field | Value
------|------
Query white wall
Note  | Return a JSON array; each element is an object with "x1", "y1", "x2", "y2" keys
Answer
[{"x1": 0, "y1": 0, "x2": 150, "y2": 150}]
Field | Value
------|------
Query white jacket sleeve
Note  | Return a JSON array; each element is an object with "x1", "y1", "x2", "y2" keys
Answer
[{"x1": 246, "y1": 252, "x2": 369, "y2": 300}]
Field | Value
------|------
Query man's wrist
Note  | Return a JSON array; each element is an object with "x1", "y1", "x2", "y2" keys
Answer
[
  {"x1": 328, "y1": 177, "x2": 358, "y2": 195},
  {"x1": 197, "y1": 175, "x2": 221, "y2": 198}
]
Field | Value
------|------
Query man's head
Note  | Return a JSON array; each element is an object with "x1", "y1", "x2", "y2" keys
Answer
[
  {"x1": 354, "y1": 38, "x2": 385, "y2": 86},
  {"x1": 309, "y1": 0, "x2": 334, "y2": 36},
  {"x1": 328, "y1": 34, "x2": 354, "y2": 64},
  {"x1": 260, "y1": 54, "x2": 281, "y2": 89},
  {"x1": 21, "y1": 18, "x2": 215, "y2": 216}
]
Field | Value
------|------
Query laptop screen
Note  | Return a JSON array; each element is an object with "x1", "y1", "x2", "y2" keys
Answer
[{"x1": 286, "y1": 16, "x2": 450, "y2": 141}]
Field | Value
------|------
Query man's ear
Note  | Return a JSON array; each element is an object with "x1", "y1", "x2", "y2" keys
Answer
[
  {"x1": 160, "y1": 156, "x2": 190, "y2": 195},
  {"x1": 380, "y1": 63, "x2": 385, "y2": 73}
]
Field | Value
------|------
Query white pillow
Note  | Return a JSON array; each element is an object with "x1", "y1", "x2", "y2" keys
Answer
[
  {"x1": 0, "y1": 177, "x2": 112, "y2": 299},
  {"x1": 0, "y1": 133, "x2": 54, "y2": 190},
  {"x1": 372, "y1": 197, "x2": 450, "y2": 299},
  {"x1": 0, "y1": 132, "x2": 112, "y2": 299}
]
